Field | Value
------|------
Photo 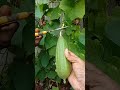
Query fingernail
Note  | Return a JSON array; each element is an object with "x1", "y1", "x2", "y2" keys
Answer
[
  {"x1": 66, "y1": 48, "x2": 68, "y2": 51},
  {"x1": 65, "y1": 48, "x2": 69, "y2": 56}
]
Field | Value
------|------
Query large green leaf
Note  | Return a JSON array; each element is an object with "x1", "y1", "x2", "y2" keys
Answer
[
  {"x1": 45, "y1": 33, "x2": 57, "y2": 49},
  {"x1": 69, "y1": 41, "x2": 84, "y2": 59},
  {"x1": 35, "y1": 5, "x2": 43, "y2": 18},
  {"x1": 40, "y1": 51, "x2": 49, "y2": 67},
  {"x1": 59, "y1": 0, "x2": 85, "y2": 20},
  {"x1": 46, "y1": 7, "x2": 62, "y2": 20},
  {"x1": 48, "y1": 46, "x2": 56, "y2": 56}
]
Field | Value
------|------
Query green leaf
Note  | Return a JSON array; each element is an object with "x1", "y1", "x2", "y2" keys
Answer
[
  {"x1": 43, "y1": 21, "x2": 60, "y2": 36},
  {"x1": 79, "y1": 31, "x2": 85, "y2": 45},
  {"x1": 55, "y1": 76, "x2": 61, "y2": 83},
  {"x1": 46, "y1": 62, "x2": 52, "y2": 70},
  {"x1": 45, "y1": 33, "x2": 57, "y2": 49},
  {"x1": 65, "y1": 26, "x2": 73, "y2": 35},
  {"x1": 37, "y1": 70, "x2": 46, "y2": 81},
  {"x1": 59, "y1": 0, "x2": 85, "y2": 20},
  {"x1": 46, "y1": 7, "x2": 62, "y2": 20},
  {"x1": 47, "y1": 71, "x2": 57, "y2": 79},
  {"x1": 40, "y1": 51, "x2": 49, "y2": 67},
  {"x1": 69, "y1": 42, "x2": 84, "y2": 58},
  {"x1": 35, "y1": 65, "x2": 40, "y2": 77},
  {"x1": 39, "y1": 35, "x2": 46, "y2": 46},
  {"x1": 35, "y1": 5, "x2": 43, "y2": 18},
  {"x1": 52, "y1": 86, "x2": 59, "y2": 90},
  {"x1": 48, "y1": 46, "x2": 56, "y2": 56}
]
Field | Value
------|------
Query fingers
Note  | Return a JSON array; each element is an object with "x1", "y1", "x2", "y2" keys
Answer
[
  {"x1": 65, "y1": 49, "x2": 85, "y2": 90},
  {"x1": 35, "y1": 35, "x2": 43, "y2": 46},
  {"x1": 68, "y1": 71, "x2": 85, "y2": 90},
  {"x1": 35, "y1": 28, "x2": 40, "y2": 33},
  {"x1": 64, "y1": 48, "x2": 82, "y2": 63},
  {"x1": 35, "y1": 28, "x2": 40, "y2": 37},
  {"x1": 35, "y1": 35, "x2": 43, "y2": 40},
  {"x1": 68, "y1": 71, "x2": 80, "y2": 90},
  {"x1": 35, "y1": 28, "x2": 43, "y2": 46}
]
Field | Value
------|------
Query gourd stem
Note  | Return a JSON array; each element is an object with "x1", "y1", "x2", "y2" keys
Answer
[
  {"x1": 60, "y1": 30, "x2": 62, "y2": 36},
  {"x1": 63, "y1": 79, "x2": 66, "y2": 84}
]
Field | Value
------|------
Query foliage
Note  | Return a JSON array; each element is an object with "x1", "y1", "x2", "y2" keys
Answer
[
  {"x1": 35, "y1": 0, "x2": 85, "y2": 89},
  {"x1": 86, "y1": 0, "x2": 120, "y2": 85}
]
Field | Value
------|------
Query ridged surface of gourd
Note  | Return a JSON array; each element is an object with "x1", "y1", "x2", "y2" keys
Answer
[{"x1": 56, "y1": 35, "x2": 71, "y2": 80}]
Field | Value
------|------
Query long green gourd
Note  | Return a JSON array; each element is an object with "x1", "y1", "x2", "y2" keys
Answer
[{"x1": 55, "y1": 31, "x2": 72, "y2": 83}]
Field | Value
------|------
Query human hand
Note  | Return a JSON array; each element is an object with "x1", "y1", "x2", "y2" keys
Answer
[
  {"x1": 0, "y1": 5, "x2": 11, "y2": 16},
  {"x1": 0, "y1": 5, "x2": 19, "y2": 47},
  {"x1": 35, "y1": 28, "x2": 43, "y2": 46},
  {"x1": 64, "y1": 49, "x2": 120, "y2": 90},
  {"x1": 0, "y1": 22, "x2": 19, "y2": 47},
  {"x1": 64, "y1": 49, "x2": 85, "y2": 90}
]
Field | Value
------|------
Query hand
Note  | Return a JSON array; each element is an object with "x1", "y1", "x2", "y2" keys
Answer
[
  {"x1": 0, "y1": 5, "x2": 11, "y2": 16},
  {"x1": 64, "y1": 49, "x2": 120, "y2": 90},
  {"x1": 35, "y1": 28, "x2": 43, "y2": 46},
  {"x1": 0, "y1": 5, "x2": 19, "y2": 47},
  {"x1": 65, "y1": 49, "x2": 85, "y2": 90},
  {"x1": 0, "y1": 22, "x2": 19, "y2": 47}
]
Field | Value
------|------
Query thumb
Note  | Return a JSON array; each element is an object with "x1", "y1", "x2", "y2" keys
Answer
[{"x1": 64, "y1": 48, "x2": 80, "y2": 63}]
